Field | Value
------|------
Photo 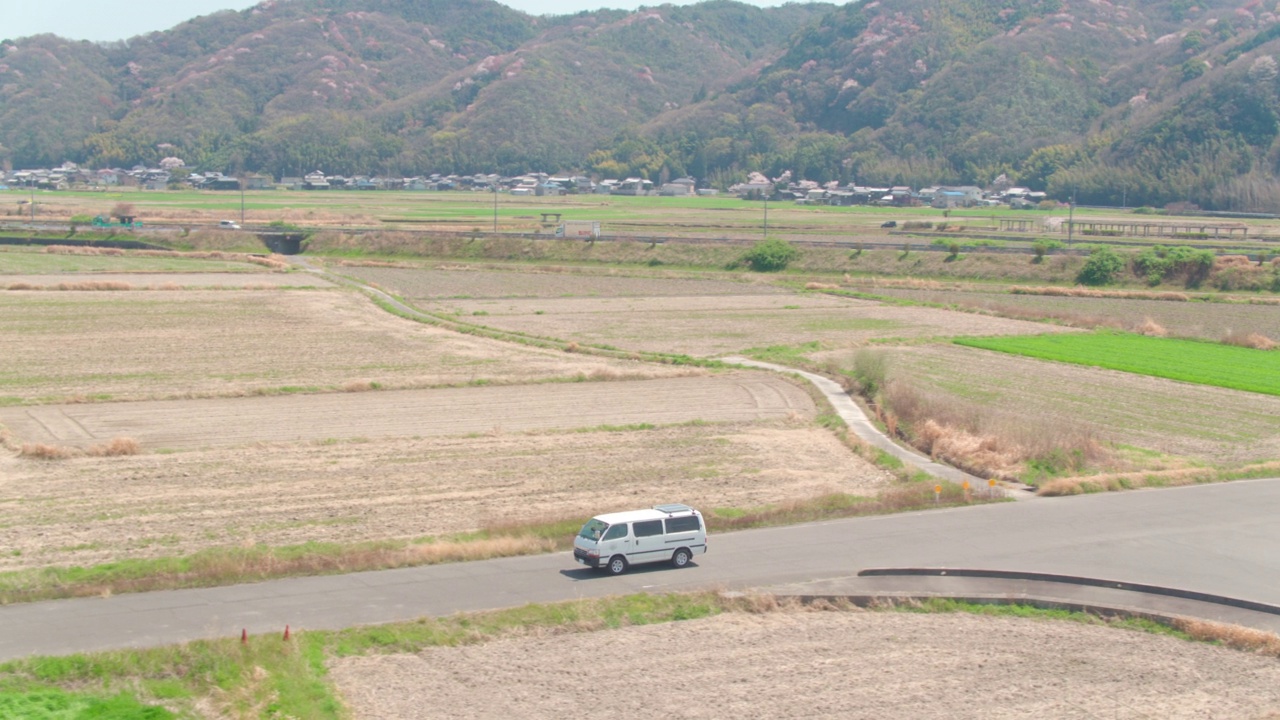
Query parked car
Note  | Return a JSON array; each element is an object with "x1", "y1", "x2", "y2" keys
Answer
[
  {"x1": 573, "y1": 504, "x2": 707, "y2": 575},
  {"x1": 881, "y1": 220, "x2": 897, "y2": 228},
  {"x1": 218, "y1": 220, "x2": 241, "y2": 229}
]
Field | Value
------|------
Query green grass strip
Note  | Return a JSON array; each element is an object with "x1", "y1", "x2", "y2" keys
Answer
[{"x1": 955, "y1": 331, "x2": 1280, "y2": 396}]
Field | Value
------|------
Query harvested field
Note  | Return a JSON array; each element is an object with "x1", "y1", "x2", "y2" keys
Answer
[
  {"x1": 0, "y1": 289, "x2": 694, "y2": 403},
  {"x1": 0, "y1": 419, "x2": 885, "y2": 571},
  {"x1": 410, "y1": 291, "x2": 1072, "y2": 357},
  {"x1": 330, "y1": 610, "x2": 1280, "y2": 720},
  {"x1": 335, "y1": 264, "x2": 788, "y2": 299},
  {"x1": 825, "y1": 344, "x2": 1280, "y2": 464},
  {"x1": 0, "y1": 373, "x2": 811, "y2": 449},
  {"x1": 0, "y1": 272, "x2": 331, "y2": 289},
  {"x1": 865, "y1": 287, "x2": 1280, "y2": 341}
]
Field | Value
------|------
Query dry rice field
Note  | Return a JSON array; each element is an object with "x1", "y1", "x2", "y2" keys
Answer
[
  {"x1": 1, "y1": 272, "x2": 333, "y2": 289},
  {"x1": 0, "y1": 419, "x2": 880, "y2": 572},
  {"x1": 0, "y1": 288, "x2": 694, "y2": 404},
  {"x1": 331, "y1": 611, "x2": 1280, "y2": 720},
  {"x1": 866, "y1": 287, "x2": 1280, "y2": 341},
  {"x1": 338, "y1": 265, "x2": 1072, "y2": 356}
]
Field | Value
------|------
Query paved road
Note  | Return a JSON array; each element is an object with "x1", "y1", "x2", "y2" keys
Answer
[{"x1": 3, "y1": 478, "x2": 1278, "y2": 661}]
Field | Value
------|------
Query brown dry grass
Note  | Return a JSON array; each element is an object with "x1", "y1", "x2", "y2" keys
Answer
[
  {"x1": 19, "y1": 443, "x2": 76, "y2": 460},
  {"x1": 1010, "y1": 286, "x2": 1191, "y2": 301},
  {"x1": 20, "y1": 437, "x2": 140, "y2": 459},
  {"x1": 44, "y1": 245, "x2": 126, "y2": 256},
  {"x1": 56, "y1": 281, "x2": 134, "y2": 291},
  {"x1": 1222, "y1": 330, "x2": 1278, "y2": 350},
  {"x1": 1037, "y1": 461, "x2": 1280, "y2": 495},
  {"x1": 1134, "y1": 317, "x2": 1168, "y2": 337},
  {"x1": 1215, "y1": 255, "x2": 1256, "y2": 268},
  {"x1": 11, "y1": 535, "x2": 562, "y2": 603},
  {"x1": 848, "y1": 277, "x2": 963, "y2": 291},
  {"x1": 37, "y1": 246, "x2": 290, "y2": 271},
  {"x1": 881, "y1": 381, "x2": 1111, "y2": 481},
  {"x1": 1174, "y1": 618, "x2": 1280, "y2": 657},
  {"x1": 86, "y1": 437, "x2": 141, "y2": 457}
]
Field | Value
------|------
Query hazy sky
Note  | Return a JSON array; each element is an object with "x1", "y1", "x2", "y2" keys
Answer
[{"x1": 7, "y1": 0, "x2": 794, "y2": 42}]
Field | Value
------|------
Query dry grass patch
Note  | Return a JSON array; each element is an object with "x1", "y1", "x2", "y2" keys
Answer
[
  {"x1": 86, "y1": 437, "x2": 141, "y2": 457},
  {"x1": 19, "y1": 443, "x2": 76, "y2": 460},
  {"x1": 1223, "y1": 330, "x2": 1278, "y2": 350},
  {"x1": 56, "y1": 281, "x2": 134, "y2": 291},
  {"x1": 879, "y1": 380, "x2": 1112, "y2": 482},
  {"x1": 44, "y1": 245, "x2": 126, "y2": 256},
  {"x1": 1134, "y1": 317, "x2": 1168, "y2": 337},
  {"x1": 1175, "y1": 618, "x2": 1280, "y2": 657},
  {"x1": 19, "y1": 437, "x2": 141, "y2": 459},
  {"x1": 1037, "y1": 461, "x2": 1280, "y2": 495},
  {"x1": 1011, "y1": 286, "x2": 1191, "y2": 301}
]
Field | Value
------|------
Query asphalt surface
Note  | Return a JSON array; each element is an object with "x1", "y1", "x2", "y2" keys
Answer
[{"x1": 3, "y1": 478, "x2": 1278, "y2": 661}]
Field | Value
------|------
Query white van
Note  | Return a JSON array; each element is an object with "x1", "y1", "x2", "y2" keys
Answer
[
  {"x1": 218, "y1": 220, "x2": 240, "y2": 229},
  {"x1": 573, "y1": 503, "x2": 707, "y2": 575}
]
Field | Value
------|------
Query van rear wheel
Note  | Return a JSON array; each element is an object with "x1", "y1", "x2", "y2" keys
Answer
[
  {"x1": 607, "y1": 556, "x2": 628, "y2": 575},
  {"x1": 671, "y1": 548, "x2": 691, "y2": 568}
]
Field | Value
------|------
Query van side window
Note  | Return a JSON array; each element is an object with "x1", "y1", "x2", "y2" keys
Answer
[
  {"x1": 602, "y1": 524, "x2": 629, "y2": 541},
  {"x1": 665, "y1": 515, "x2": 701, "y2": 533},
  {"x1": 633, "y1": 520, "x2": 664, "y2": 537}
]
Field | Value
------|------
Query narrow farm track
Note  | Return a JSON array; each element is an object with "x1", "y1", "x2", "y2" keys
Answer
[{"x1": 0, "y1": 374, "x2": 814, "y2": 450}]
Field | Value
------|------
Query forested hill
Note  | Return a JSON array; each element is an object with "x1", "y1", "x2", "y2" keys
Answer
[
  {"x1": 0, "y1": 0, "x2": 827, "y2": 177},
  {"x1": 4, "y1": 0, "x2": 1280, "y2": 210},
  {"x1": 623, "y1": 0, "x2": 1280, "y2": 210}
]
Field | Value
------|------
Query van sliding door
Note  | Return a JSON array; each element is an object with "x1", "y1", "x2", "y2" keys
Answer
[{"x1": 630, "y1": 520, "x2": 666, "y2": 564}]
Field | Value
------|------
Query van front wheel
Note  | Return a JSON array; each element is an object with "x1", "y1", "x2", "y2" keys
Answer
[
  {"x1": 671, "y1": 548, "x2": 691, "y2": 568},
  {"x1": 607, "y1": 556, "x2": 628, "y2": 575}
]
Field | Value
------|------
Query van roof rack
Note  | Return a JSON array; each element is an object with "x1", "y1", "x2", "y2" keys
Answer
[{"x1": 653, "y1": 503, "x2": 694, "y2": 514}]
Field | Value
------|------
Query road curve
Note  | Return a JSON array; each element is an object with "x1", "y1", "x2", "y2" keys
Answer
[{"x1": 2, "y1": 478, "x2": 1278, "y2": 661}]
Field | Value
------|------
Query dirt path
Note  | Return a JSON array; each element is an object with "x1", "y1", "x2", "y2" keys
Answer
[{"x1": 329, "y1": 610, "x2": 1280, "y2": 719}]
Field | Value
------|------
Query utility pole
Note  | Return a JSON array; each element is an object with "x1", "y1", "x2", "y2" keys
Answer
[
  {"x1": 240, "y1": 176, "x2": 246, "y2": 226},
  {"x1": 763, "y1": 191, "x2": 769, "y2": 239},
  {"x1": 493, "y1": 185, "x2": 498, "y2": 232},
  {"x1": 1067, "y1": 190, "x2": 1076, "y2": 245},
  {"x1": 29, "y1": 180, "x2": 35, "y2": 222}
]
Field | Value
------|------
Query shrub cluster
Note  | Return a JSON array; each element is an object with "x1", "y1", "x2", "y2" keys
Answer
[
  {"x1": 739, "y1": 237, "x2": 799, "y2": 272},
  {"x1": 1076, "y1": 246, "x2": 1125, "y2": 285},
  {"x1": 1132, "y1": 245, "x2": 1214, "y2": 287}
]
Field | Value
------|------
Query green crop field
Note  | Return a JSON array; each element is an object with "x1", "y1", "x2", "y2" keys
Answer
[{"x1": 954, "y1": 332, "x2": 1280, "y2": 396}]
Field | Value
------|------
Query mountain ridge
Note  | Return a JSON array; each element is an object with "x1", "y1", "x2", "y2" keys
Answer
[{"x1": 3, "y1": 0, "x2": 1280, "y2": 210}]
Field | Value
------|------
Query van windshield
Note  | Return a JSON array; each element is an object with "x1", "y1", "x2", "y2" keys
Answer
[{"x1": 578, "y1": 519, "x2": 608, "y2": 540}]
